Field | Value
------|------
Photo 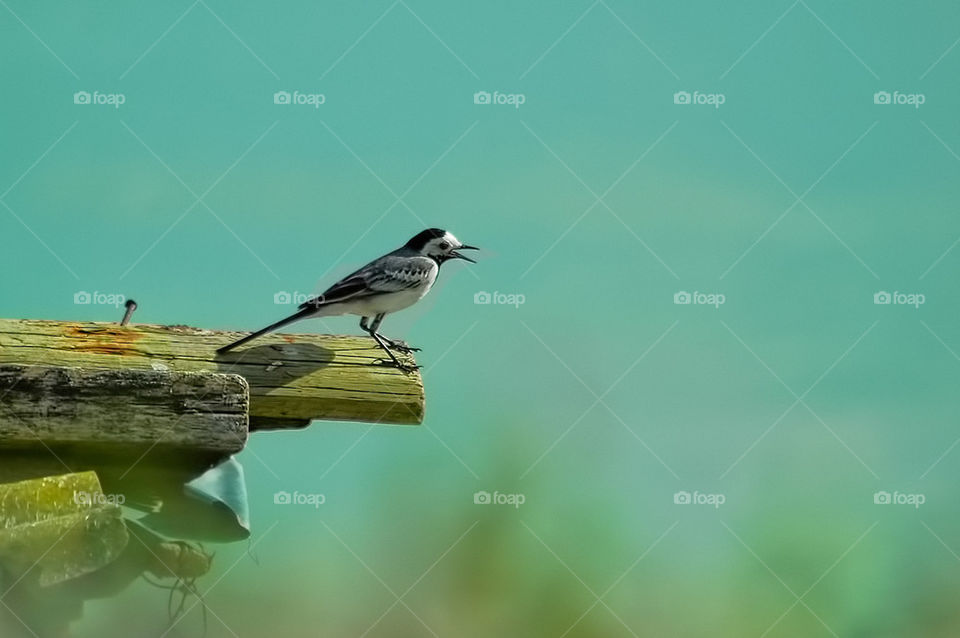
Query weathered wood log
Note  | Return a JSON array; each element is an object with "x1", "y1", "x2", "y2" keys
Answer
[
  {"x1": 0, "y1": 365, "x2": 248, "y2": 454},
  {"x1": 0, "y1": 318, "x2": 424, "y2": 427}
]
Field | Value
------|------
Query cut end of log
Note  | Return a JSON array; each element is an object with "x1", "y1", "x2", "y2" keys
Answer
[{"x1": 0, "y1": 364, "x2": 248, "y2": 456}]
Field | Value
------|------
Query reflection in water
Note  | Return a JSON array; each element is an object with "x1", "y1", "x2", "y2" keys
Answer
[
  {"x1": 136, "y1": 521, "x2": 215, "y2": 636},
  {"x1": 0, "y1": 449, "x2": 250, "y2": 638}
]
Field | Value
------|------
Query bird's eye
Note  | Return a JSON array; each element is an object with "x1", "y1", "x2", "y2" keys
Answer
[{"x1": 438, "y1": 241, "x2": 450, "y2": 250}]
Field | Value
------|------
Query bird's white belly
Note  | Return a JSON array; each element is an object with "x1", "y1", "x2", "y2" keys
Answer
[
  {"x1": 324, "y1": 269, "x2": 437, "y2": 317},
  {"x1": 356, "y1": 286, "x2": 430, "y2": 314}
]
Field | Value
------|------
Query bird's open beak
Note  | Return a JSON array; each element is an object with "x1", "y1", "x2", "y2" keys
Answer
[{"x1": 452, "y1": 245, "x2": 478, "y2": 263}]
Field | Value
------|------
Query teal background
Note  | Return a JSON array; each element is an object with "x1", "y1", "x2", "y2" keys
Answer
[{"x1": 3, "y1": 1, "x2": 960, "y2": 636}]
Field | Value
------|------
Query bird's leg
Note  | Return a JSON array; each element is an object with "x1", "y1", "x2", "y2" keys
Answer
[
  {"x1": 366, "y1": 314, "x2": 419, "y2": 372},
  {"x1": 362, "y1": 314, "x2": 420, "y2": 353},
  {"x1": 370, "y1": 332, "x2": 409, "y2": 370},
  {"x1": 378, "y1": 336, "x2": 421, "y2": 353},
  {"x1": 361, "y1": 315, "x2": 398, "y2": 366}
]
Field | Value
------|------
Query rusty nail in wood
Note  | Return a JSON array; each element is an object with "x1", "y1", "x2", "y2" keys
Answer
[{"x1": 121, "y1": 299, "x2": 137, "y2": 326}]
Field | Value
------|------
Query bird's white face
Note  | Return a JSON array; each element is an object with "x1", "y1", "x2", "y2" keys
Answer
[
  {"x1": 422, "y1": 232, "x2": 462, "y2": 258},
  {"x1": 415, "y1": 230, "x2": 478, "y2": 263}
]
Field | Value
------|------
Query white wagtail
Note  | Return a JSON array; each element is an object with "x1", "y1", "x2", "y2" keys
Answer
[{"x1": 216, "y1": 228, "x2": 477, "y2": 371}]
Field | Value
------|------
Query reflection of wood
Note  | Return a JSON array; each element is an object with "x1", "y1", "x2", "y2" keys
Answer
[
  {"x1": 0, "y1": 318, "x2": 425, "y2": 427},
  {"x1": 0, "y1": 471, "x2": 129, "y2": 587},
  {"x1": 0, "y1": 366, "x2": 248, "y2": 454}
]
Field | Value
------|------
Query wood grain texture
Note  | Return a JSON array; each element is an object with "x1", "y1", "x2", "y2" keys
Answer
[
  {"x1": 0, "y1": 319, "x2": 425, "y2": 426},
  {"x1": 0, "y1": 364, "x2": 248, "y2": 454}
]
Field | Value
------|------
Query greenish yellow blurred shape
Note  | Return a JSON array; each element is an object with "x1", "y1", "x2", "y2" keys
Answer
[{"x1": 0, "y1": 471, "x2": 128, "y2": 586}]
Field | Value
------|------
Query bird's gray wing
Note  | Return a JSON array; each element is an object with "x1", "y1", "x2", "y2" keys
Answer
[{"x1": 299, "y1": 254, "x2": 432, "y2": 309}]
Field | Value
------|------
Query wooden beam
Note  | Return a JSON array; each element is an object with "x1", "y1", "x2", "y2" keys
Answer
[
  {"x1": 0, "y1": 365, "x2": 248, "y2": 454},
  {"x1": 0, "y1": 319, "x2": 424, "y2": 427}
]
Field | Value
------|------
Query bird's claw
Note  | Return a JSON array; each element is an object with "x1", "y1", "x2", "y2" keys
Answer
[
  {"x1": 389, "y1": 343, "x2": 421, "y2": 354},
  {"x1": 373, "y1": 358, "x2": 421, "y2": 373},
  {"x1": 382, "y1": 338, "x2": 420, "y2": 353}
]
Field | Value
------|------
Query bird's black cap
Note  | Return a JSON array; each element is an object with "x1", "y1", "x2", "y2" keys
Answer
[{"x1": 405, "y1": 228, "x2": 447, "y2": 250}]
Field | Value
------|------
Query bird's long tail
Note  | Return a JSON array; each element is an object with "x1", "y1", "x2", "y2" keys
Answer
[{"x1": 217, "y1": 307, "x2": 316, "y2": 354}]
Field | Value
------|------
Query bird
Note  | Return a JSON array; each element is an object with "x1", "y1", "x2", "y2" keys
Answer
[{"x1": 216, "y1": 228, "x2": 477, "y2": 371}]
